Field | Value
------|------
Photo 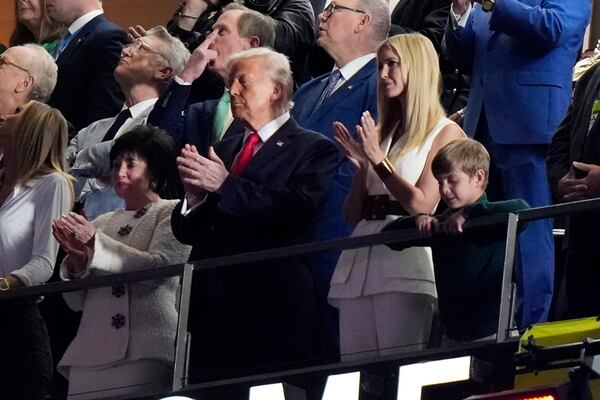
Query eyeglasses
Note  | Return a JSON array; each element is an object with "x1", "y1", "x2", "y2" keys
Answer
[
  {"x1": 0, "y1": 55, "x2": 31, "y2": 76},
  {"x1": 322, "y1": 2, "x2": 366, "y2": 18},
  {"x1": 124, "y1": 38, "x2": 171, "y2": 66}
]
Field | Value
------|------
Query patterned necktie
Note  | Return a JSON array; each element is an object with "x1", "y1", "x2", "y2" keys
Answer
[
  {"x1": 101, "y1": 109, "x2": 132, "y2": 142},
  {"x1": 314, "y1": 69, "x2": 343, "y2": 110},
  {"x1": 231, "y1": 132, "x2": 260, "y2": 176}
]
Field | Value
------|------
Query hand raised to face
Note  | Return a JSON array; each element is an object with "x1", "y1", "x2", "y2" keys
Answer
[{"x1": 179, "y1": 33, "x2": 218, "y2": 83}]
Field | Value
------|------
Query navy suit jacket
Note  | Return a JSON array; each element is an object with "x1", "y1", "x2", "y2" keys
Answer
[
  {"x1": 292, "y1": 58, "x2": 377, "y2": 247},
  {"x1": 49, "y1": 14, "x2": 127, "y2": 131},
  {"x1": 148, "y1": 81, "x2": 245, "y2": 156},
  {"x1": 445, "y1": 0, "x2": 590, "y2": 145},
  {"x1": 171, "y1": 117, "x2": 340, "y2": 377}
]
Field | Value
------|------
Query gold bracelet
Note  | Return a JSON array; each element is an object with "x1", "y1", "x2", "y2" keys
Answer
[
  {"x1": 0, "y1": 277, "x2": 10, "y2": 291},
  {"x1": 373, "y1": 157, "x2": 395, "y2": 180}
]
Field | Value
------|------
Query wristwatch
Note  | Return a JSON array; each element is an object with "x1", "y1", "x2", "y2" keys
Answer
[{"x1": 481, "y1": 0, "x2": 496, "y2": 12}]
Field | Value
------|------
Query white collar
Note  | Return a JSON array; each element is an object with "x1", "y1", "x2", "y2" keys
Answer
[
  {"x1": 124, "y1": 98, "x2": 159, "y2": 119},
  {"x1": 247, "y1": 112, "x2": 291, "y2": 143},
  {"x1": 68, "y1": 10, "x2": 104, "y2": 35},
  {"x1": 336, "y1": 53, "x2": 376, "y2": 82}
]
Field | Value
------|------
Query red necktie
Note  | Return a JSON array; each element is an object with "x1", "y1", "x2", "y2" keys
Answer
[{"x1": 231, "y1": 131, "x2": 260, "y2": 176}]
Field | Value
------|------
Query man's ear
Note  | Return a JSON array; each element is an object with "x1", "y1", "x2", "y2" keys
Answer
[
  {"x1": 269, "y1": 81, "x2": 283, "y2": 103},
  {"x1": 248, "y1": 35, "x2": 261, "y2": 48},
  {"x1": 155, "y1": 65, "x2": 174, "y2": 81},
  {"x1": 15, "y1": 75, "x2": 34, "y2": 94},
  {"x1": 354, "y1": 13, "x2": 372, "y2": 33}
]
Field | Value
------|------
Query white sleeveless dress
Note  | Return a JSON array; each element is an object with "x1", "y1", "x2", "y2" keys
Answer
[{"x1": 328, "y1": 117, "x2": 457, "y2": 359}]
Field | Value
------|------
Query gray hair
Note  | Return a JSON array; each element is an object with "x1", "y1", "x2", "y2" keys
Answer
[
  {"x1": 223, "y1": 3, "x2": 276, "y2": 48},
  {"x1": 358, "y1": 0, "x2": 390, "y2": 44},
  {"x1": 144, "y1": 26, "x2": 190, "y2": 77},
  {"x1": 21, "y1": 44, "x2": 57, "y2": 102},
  {"x1": 227, "y1": 47, "x2": 294, "y2": 111}
]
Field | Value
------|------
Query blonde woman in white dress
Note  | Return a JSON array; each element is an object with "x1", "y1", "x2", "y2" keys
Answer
[{"x1": 329, "y1": 33, "x2": 466, "y2": 361}]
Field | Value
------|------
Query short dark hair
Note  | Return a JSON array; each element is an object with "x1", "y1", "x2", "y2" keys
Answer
[{"x1": 110, "y1": 125, "x2": 182, "y2": 199}]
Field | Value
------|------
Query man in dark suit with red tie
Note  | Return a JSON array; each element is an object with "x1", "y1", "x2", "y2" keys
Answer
[{"x1": 171, "y1": 47, "x2": 339, "y2": 390}]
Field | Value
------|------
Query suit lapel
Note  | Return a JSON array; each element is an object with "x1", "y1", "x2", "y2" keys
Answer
[
  {"x1": 57, "y1": 15, "x2": 106, "y2": 66},
  {"x1": 242, "y1": 119, "x2": 299, "y2": 177},
  {"x1": 222, "y1": 119, "x2": 246, "y2": 141},
  {"x1": 299, "y1": 75, "x2": 329, "y2": 121},
  {"x1": 218, "y1": 133, "x2": 244, "y2": 170},
  {"x1": 309, "y1": 58, "x2": 376, "y2": 123}
]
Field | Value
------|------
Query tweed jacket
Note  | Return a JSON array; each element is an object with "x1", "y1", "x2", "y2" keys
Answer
[{"x1": 58, "y1": 199, "x2": 191, "y2": 376}]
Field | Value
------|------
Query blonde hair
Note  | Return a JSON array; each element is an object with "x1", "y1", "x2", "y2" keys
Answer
[
  {"x1": 431, "y1": 138, "x2": 490, "y2": 188},
  {"x1": 11, "y1": 0, "x2": 66, "y2": 46},
  {"x1": 376, "y1": 34, "x2": 445, "y2": 160},
  {"x1": 13, "y1": 101, "x2": 74, "y2": 198}
]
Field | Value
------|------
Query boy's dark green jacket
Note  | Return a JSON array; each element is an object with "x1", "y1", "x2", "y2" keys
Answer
[{"x1": 383, "y1": 194, "x2": 529, "y2": 341}]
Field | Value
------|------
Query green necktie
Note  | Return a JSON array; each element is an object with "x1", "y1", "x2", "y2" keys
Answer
[{"x1": 212, "y1": 91, "x2": 231, "y2": 143}]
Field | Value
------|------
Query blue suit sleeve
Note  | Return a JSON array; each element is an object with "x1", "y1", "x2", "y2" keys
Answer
[{"x1": 489, "y1": 0, "x2": 590, "y2": 50}]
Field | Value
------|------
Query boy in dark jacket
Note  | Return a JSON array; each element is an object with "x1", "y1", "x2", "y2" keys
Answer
[{"x1": 384, "y1": 138, "x2": 529, "y2": 342}]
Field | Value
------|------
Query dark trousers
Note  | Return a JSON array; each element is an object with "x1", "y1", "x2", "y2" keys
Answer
[
  {"x1": 0, "y1": 298, "x2": 53, "y2": 400},
  {"x1": 565, "y1": 212, "x2": 600, "y2": 318}
]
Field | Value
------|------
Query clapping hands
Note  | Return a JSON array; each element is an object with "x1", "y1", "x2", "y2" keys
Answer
[
  {"x1": 334, "y1": 111, "x2": 386, "y2": 171},
  {"x1": 52, "y1": 211, "x2": 96, "y2": 272},
  {"x1": 177, "y1": 144, "x2": 228, "y2": 207}
]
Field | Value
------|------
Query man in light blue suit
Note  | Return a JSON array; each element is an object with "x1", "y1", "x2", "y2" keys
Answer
[
  {"x1": 291, "y1": 0, "x2": 390, "y2": 361},
  {"x1": 445, "y1": 0, "x2": 590, "y2": 327}
]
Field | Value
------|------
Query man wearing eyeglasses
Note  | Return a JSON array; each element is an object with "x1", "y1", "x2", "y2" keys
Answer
[
  {"x1": 0, "y1": 44, "x2": 58, "y2": 187},
  {"x1": 290, "y1": 0, "x2": 389, "y2": 362},
  {"x1": 45, "y1": 0, "x2": 128, "y2": 132},
  {"x1": 65, "y1": 27, "x2": 190, "y2": 219}
]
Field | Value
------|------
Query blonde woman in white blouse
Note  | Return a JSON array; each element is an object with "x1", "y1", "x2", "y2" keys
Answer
[
  {"x1": 52, "y1": 126, "x2": 191, "y2": 399},
  {"x1": 0, "y1": 100, "x2": 73, "y2": 400}
]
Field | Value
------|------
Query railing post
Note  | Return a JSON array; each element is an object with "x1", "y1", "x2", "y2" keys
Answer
[
  {"x1": 497, "y1": 213, "x2": 519, "y2": 343},
  {"x1": 173, "y1": 262, "x2": 195, "y2": 390}
]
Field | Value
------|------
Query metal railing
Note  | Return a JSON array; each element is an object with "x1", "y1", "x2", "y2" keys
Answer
[{"x1": 3, "y1": 197, "x2": 600, "y2": 397}]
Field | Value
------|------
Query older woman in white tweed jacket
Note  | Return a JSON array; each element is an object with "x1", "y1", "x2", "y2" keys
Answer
[{"x1": 52, "y1": 126, "x2": 191, "y2": 399}]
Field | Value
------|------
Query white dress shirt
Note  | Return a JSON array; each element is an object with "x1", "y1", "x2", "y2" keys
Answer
[
  {"x1": 67, "y1": 10, "x2": 104, "y2": 35},
  {"x1": 0, "y1": 173, "x2": 72, "y2": 286},
  {"x1": 451, "y1": 3, "x2": 473, "y2": 28},
  {"x1": 332, "y1": 53, "x2": 376, "y2": 94}
]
